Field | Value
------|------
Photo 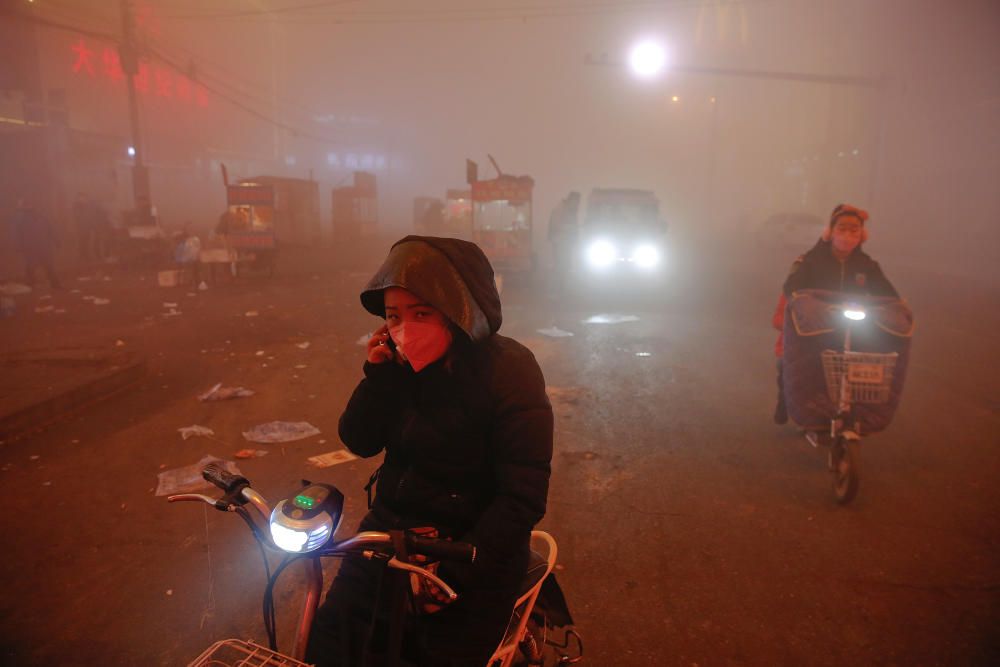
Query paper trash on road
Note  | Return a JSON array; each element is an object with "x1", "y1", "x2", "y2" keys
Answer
[
  {"x1": 307, "y1": 450, "x2": 359, "y2": 468},
  {"x1": 92, "y1": 298, "x2": 110, "y2": 306},
  {"x1": 198, "y1": 383, "x2": 255, "y2": 402},
  {"x1": 155, "y1": 455, "x2": 243, "y2": 496},
  {"x1": 296, "y1": 342, "x2": 311, "y2": 349},
  {"x1": 582, "y1": 313, "x2": 639, "y2": 324},
  {"x1": 243, "y1": 421, "x2": 320, "y2": 443},
  {"x1": 0, "y1": 282, "x2": 32, "y2": 296},
  {"x1": 178, "y1": 425, "x2": 215, "y2": 440},
  {"x1": 234, "y1": 449, "x2": 269, "y2": 459},
  {"x1": 537, "y1": 326, "x2": 574, "y2": 338}
]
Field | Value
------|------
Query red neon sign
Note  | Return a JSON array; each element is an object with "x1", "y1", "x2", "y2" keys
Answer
[
  {"x1": 69, "y1": 39, "x2": 209, "y2": 108},
  {"x1": 71, "y1": 39, "x2": 95, "y2": 76}
]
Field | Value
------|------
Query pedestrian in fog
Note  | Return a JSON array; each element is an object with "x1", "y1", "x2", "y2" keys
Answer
[
  {"x1": 548, "y1": 191, "x2": 580, "y2": 276},
  {"x1": 72, "y1": 191, "x2": 96, "y2": 261},
  {"x1": 12, "y1": 197, "x2": 61, "y2": 290}
]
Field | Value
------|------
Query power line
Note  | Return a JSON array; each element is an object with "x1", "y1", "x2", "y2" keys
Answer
[
  {"x1": 163, "y1": 0, "x2": 758, "y2": 23},
  {"x1": 145, "y1": 43, "x2": 343, "y2": 146},
  {"x1": 162, "y1": 0, "x2": 362, "y2": 20}
]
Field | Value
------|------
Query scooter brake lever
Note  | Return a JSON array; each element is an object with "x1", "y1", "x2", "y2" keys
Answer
[
  {"x1": 167, "y1": 493, "x2": 234, "y2": 511},
  {"x1": 385, "y1": 556, "x2": 458, "y2": 600}
]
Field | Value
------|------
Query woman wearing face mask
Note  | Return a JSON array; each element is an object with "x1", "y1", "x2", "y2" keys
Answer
[
  {"x1": 306, "y1": 236, "x2": 553, "y2": 667},
  {"x1": 771, "y1": 203, "x2": 899, "y2": 424}
]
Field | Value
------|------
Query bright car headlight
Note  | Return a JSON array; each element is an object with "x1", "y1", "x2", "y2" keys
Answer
[
  {"x1": 586, "y1": 240, "x2": 617, "y2": 268},
  {"x1": 631, "y1": 244, "x2": 660, "y2": 268},
  {"x1": 268, "y1": 484, "x2": 343, "y2": 553},
  {"x1": 843, "y1": 308, "x2": 866, "y2": 321}
]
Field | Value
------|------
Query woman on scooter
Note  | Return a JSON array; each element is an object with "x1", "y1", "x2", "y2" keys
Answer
[
  {"x1": 306, "y1": 236, "x2": 554, "y2": 666},
  {"x1": 772, "y1": 204, "x2": 899, "y2": 424}
]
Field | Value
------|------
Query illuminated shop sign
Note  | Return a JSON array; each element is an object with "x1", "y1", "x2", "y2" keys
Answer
[{"x1": 70, "y1": 39, "x2": 208, "y2": 107}]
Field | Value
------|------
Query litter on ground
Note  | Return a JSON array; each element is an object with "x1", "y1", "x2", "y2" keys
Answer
[
  {"x1": 582, "y1": 313, "x2": 640, "y2": 324},
  {"x1": 307, "y1": 450, "x2": 359, "y2": 468},
  {"x1": 537, "y1": 326, "x2": 574, "y2": 337},
  {"x1": 178, "y1": 425, "x2": 215, "y2": 440},
  {"x1": 198, "y1": 383, "x2": 255, "y2": 402},
  {"x1": 234, "y1": 449, "x2": 269, "y2": 459},
  {"x1": 0, "y1": 282, "x2": 32, "y2": 296},
  {"x1": 155, "y1": 455, "x2": 243, "y2": 496},
  {"x1": 243, "y1": 421, "x2": 320, "y2": 443}
]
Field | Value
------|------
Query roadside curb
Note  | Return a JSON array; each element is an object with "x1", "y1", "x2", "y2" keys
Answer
[{"x1": 0, "y1": 356, "x2": 147, "y2": 443}]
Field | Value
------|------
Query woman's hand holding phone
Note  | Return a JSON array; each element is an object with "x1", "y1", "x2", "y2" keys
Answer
[{"x1": 367, "y1": 325, "x2": 396, "y2": 364}]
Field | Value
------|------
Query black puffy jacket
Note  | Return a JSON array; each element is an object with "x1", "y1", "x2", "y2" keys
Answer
[
  {"x1": 339, "y1": 237, "x2": 553, "y2": 588},
  {"x1": 783, "y1": 239, "x2": 898, "y2": 298}
]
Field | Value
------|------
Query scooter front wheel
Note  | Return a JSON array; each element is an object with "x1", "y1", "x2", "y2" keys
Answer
[{"x1": 831, "y1": 439, "x2": 861, "y2": 505}]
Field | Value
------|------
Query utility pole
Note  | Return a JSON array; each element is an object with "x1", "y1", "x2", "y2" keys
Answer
[{"x1": 119, "y1": 0, "x2": 151, "y2": 222}]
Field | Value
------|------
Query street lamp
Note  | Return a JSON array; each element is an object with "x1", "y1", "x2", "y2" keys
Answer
[{"x1": 628, "y1": 40, "x2": 666, "y2": 80}]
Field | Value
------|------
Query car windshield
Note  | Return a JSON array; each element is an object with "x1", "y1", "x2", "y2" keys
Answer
[{"x1": 585, "y1": 199, "x2": 660, "y2": 232}]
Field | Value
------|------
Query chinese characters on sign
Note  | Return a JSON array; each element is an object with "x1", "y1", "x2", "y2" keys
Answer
[{"x1": 70, "y1": 39, "x2": 209, "y2": 108}]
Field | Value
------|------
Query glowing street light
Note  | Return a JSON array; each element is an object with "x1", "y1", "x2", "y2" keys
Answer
[{"x1": 628, "y1": 40, "x2": 666, "y2": 79}]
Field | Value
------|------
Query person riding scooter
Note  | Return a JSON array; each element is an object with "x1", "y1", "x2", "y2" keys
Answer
[
  {"x1": 306, "y1": 236, "x2": 554, "y2": 666},
  {"x1": 772, "y1": 204, "x2": 899, "y2": 424}
]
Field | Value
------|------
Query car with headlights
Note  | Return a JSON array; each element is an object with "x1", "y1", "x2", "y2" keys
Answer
[{"x1": 577, "y1": 188, "x2": 667, "y2": 281}]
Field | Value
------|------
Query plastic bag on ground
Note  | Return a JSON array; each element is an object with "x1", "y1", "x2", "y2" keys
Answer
[
  {"x1": 155, "y1": 455, "x2": 242, "y2": 496},
  {"x1": 198, "y1": 383, "x2": 255, "y2": 402},
  {"x1": 178, "y1": 425, "x2": 215, "y2": 440},
  {"x1": 242, "y1": 421, "x2": 320, "y2": 443}
]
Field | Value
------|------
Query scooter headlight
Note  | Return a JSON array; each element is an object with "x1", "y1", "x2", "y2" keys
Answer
[
  {"x1": 268, "y1": 484, "x2": 344, "y2": 553},
  {"x1": 585, "y1": 240, "x2": 617, "y2": 269},
  {"x1": 631, "y1": 243, "x2": 660, "y2": 269},
  {"x1": 843, "y1": 308, "x2": 866, "y2": 321}
]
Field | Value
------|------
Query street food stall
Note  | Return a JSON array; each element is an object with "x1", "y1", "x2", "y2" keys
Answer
[
  {"x1": 470, "y1": 174, "x2": 536, "y2": 274},
  {"x1": 223, "y1": 182, "x2": 277, "y2": 275}
]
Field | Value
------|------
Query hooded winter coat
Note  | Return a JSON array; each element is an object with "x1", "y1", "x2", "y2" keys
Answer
[{"x1": 308, "y1": 236, "x2": 553, "y2": 667}]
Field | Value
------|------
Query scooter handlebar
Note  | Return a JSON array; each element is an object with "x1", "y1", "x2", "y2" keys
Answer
[
  {"x1": 202, "y1": 463, "x2": 249, "y2": 494},
  {"x1": 407, "y1": 535, "x2": 477, "y2": 564}
]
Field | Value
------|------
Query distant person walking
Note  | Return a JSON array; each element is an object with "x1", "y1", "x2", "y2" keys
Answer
[
  {"x1": 548, "y1": 191, "x2": 580, "y2": 276},
  {"x1": 12, "y1": 197, "x2": 61, "y2": 289},
  {"x1": 72, "y1": 191, "x2": 97, "y2": 261}
]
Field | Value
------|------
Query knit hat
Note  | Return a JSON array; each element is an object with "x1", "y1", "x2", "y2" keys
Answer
[{"x1": 823, "y1": 203, "x2": 869, "y2": 242}]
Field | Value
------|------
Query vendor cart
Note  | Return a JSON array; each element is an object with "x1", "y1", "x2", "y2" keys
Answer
[
  {"x1": 470, "y1": 174, "x2": 536, "y2": 274},
  {"x1": 223, "y1": 183, "x2": 277, "y2": 276}
]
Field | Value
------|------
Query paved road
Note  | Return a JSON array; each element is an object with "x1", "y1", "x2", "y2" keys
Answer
[{"x1": 1, "y1": 239, "x2": 997, "y2": 666}]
